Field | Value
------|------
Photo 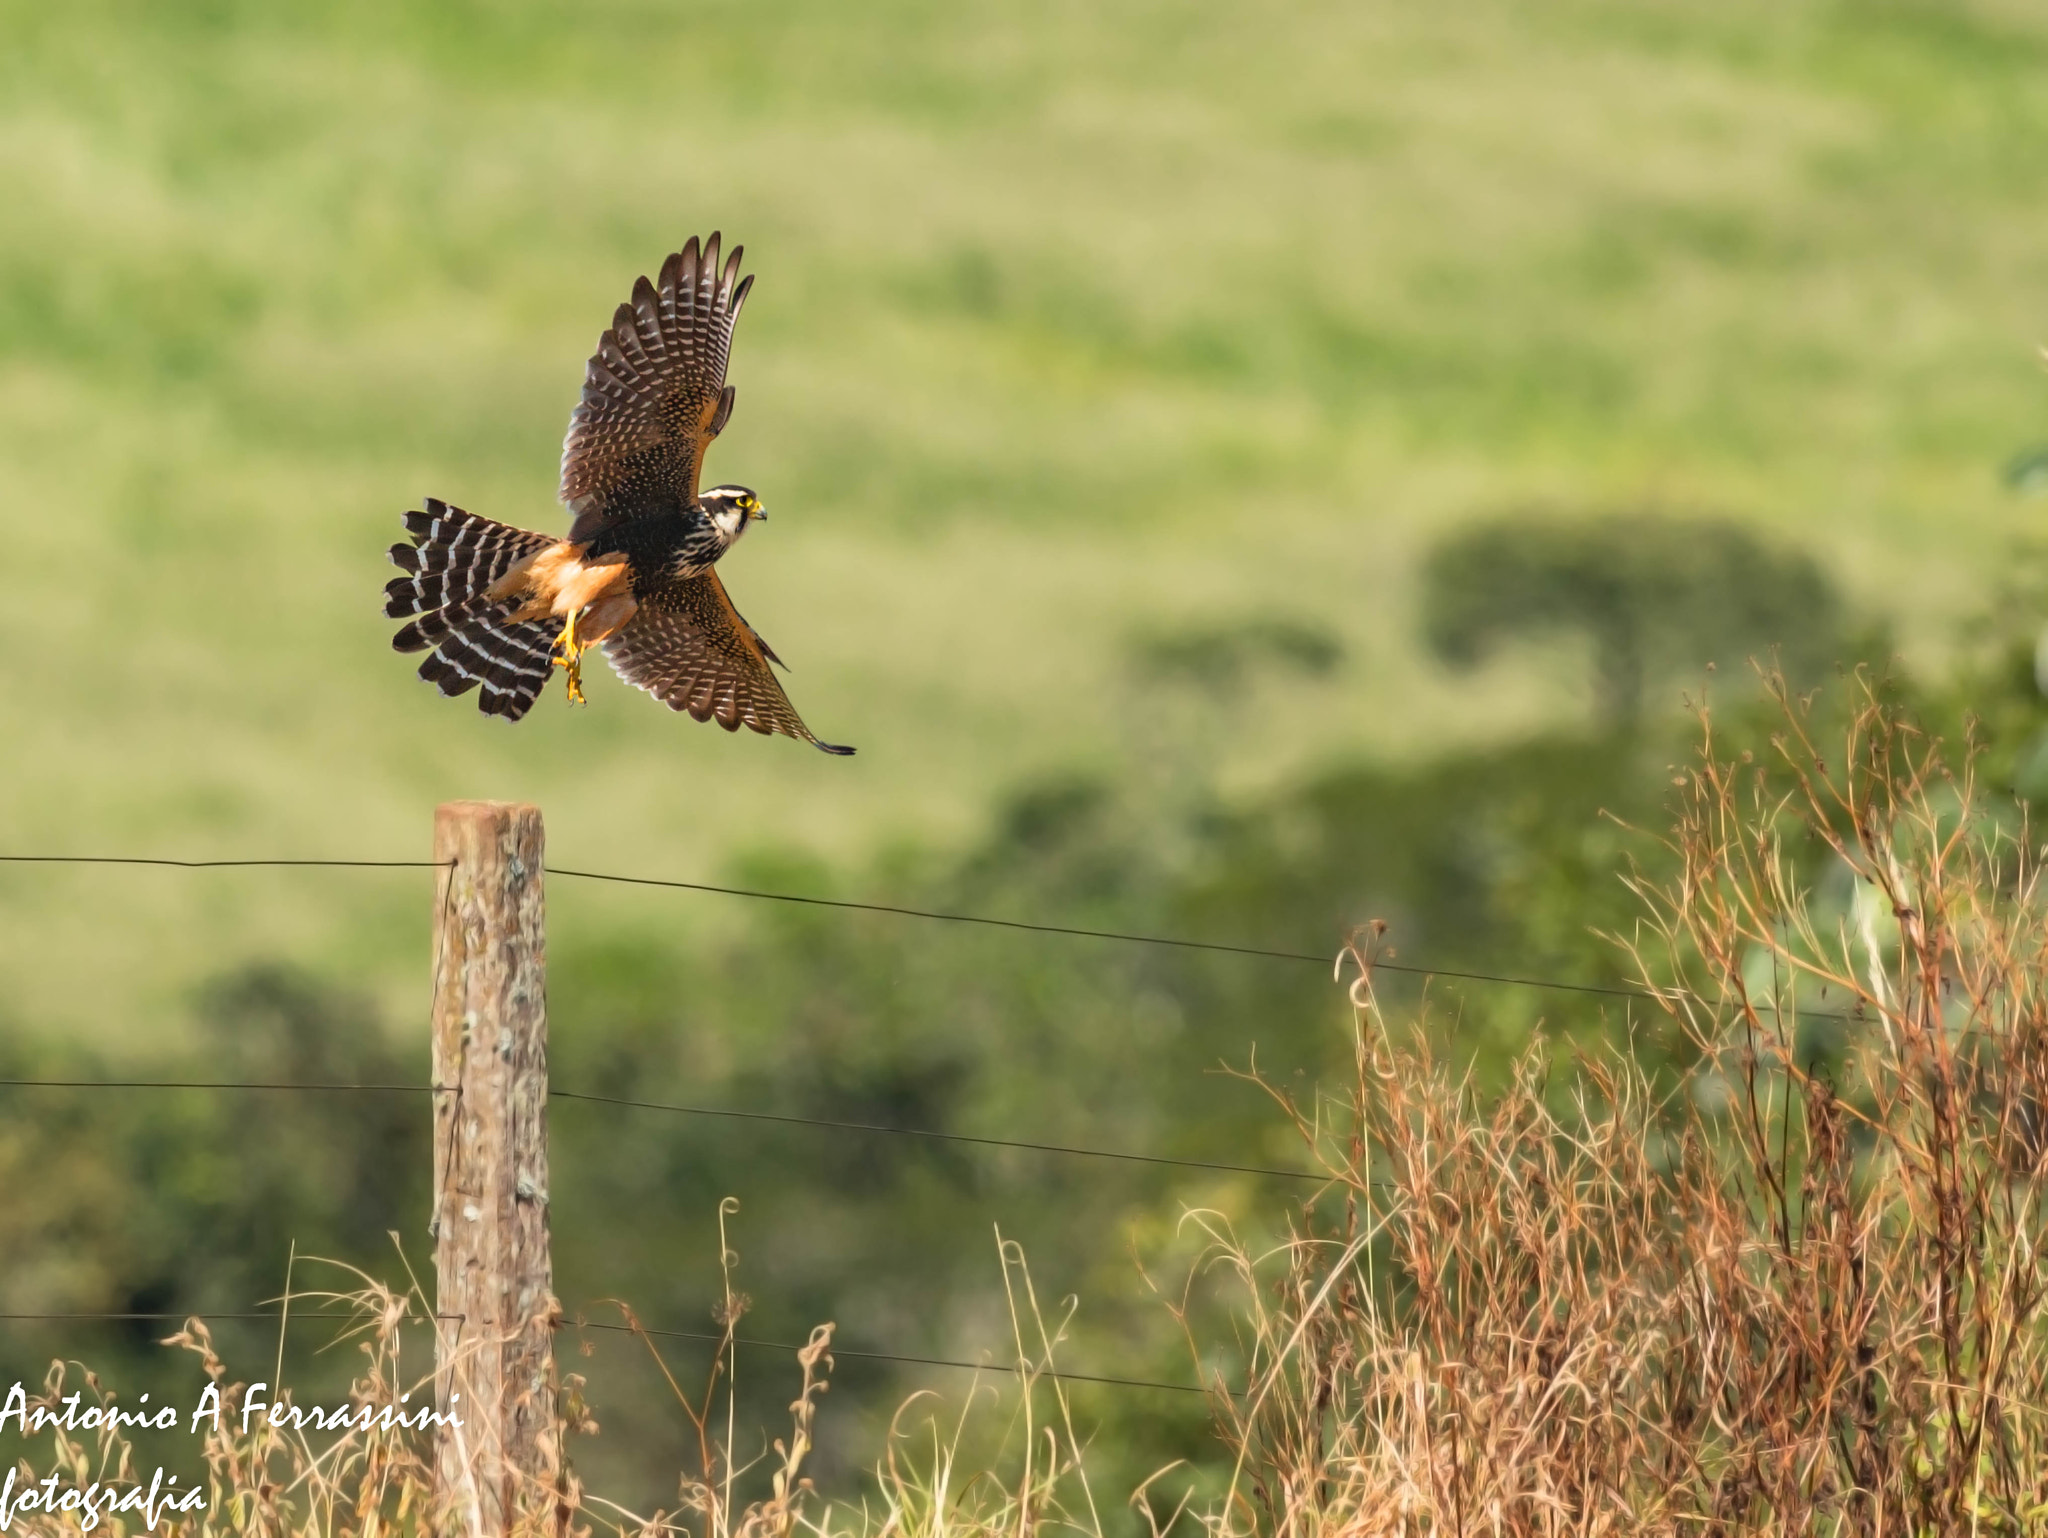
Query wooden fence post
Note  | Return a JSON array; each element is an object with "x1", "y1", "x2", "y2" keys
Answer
[{"x1": 431, "y1": 801, "x2": 558, "y2": 1535}]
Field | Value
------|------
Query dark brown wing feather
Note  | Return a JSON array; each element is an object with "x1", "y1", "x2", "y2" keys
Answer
[
  {"x1": 560, "y1": 233, "x2": 753, "y2": 542},
  {"x1": 604, "y1": 571, "x2": 854, "y2": 754}
]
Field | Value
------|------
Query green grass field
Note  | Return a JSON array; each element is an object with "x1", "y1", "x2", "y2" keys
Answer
[{"x1": 4, "y1": 0, "x2": 2046, "y2": 1029}]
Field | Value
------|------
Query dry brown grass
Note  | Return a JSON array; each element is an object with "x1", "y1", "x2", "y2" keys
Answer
[
  {"x1": 0, "y1": 1232, "x2": 1105, "y2": 1538},
  {"x1": 5, "y1": 1274, "x2": 442, "y2": 1538},
  {"x1": 1179, "y1": 676, "x2": 2048, "y2": 1535}
]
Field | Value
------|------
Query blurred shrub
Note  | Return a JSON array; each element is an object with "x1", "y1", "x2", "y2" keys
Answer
[
  {"x1": 1420, "y1": 512, "x2": 1848, "y2": 722},
  {"x1": 1126, "y1": 617, "x2": 1344, "y2": 696},
  {"x1": 0, "y1": 965, "x2": 422, "y2": 1335}
]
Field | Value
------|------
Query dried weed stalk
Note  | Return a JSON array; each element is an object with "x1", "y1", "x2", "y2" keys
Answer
[
  {"x1": 5, "y1": 1273, "x2": 449, "y2": 1538},
  {"x1": 1188, "y1": 677, "x2": 2048, "y2": 1535},
  {"x1": 2, "y1": 1226, "x2": 1103, "y2": 1538},
  {"x1": 590, "y1": 1199, "x2": 834, "y2": 1538},
  {"x1": 1, "y1": 1235, "x2": 835, "y2": 1538}
]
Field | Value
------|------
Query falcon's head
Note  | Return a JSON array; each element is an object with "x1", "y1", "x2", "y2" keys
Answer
[{"x1": 703, "y1": 485, "x2": 766, "y2": 544}]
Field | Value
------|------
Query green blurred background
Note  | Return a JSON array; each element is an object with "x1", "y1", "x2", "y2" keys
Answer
[{"x1": 5, "y1": 0, "x2": 2048, "y2": 1517}]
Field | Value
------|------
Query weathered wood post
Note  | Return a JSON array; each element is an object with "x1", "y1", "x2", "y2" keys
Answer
[{"x1": 431, "y1": 801, "x2": 558, "y2": 1535}]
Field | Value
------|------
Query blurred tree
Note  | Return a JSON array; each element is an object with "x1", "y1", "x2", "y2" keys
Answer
[
  {"x1": 2003, "y1": 443, "x2": 2048, "y2": 496},
  {"x1": 0, "y1": 965, "x2": 425, "y2": 1470},
  {"x1": 1127, "y1": 617, "x2": 1344, "y2": 697},
  {"x1": 1120, "y1": 616, "x2": 1349, "y2": 815},
  {"x1": 1420, "y1": 513, "x2": 1846, "y2": 723}
]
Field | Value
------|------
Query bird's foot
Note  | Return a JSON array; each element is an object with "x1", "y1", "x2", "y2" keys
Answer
[{"x1": 553, "y1": 612, "x2": 587, "y2": 706}]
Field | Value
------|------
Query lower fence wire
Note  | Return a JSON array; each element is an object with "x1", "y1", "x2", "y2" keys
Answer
[
  {"x1": 0, "y1": 1312, "x2": 1212, "y2": 1397},
  {"x1": 0, "y1": 1076, "x2": 1265, "y2": 1397},
  {"x1": 0, "y1": 1078, "x2": 1328, "y2": 1184}
]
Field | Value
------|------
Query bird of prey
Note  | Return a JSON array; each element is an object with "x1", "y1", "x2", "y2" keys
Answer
[{"x1": 383, "y1": 233, "x2": 854, "y2": 755}]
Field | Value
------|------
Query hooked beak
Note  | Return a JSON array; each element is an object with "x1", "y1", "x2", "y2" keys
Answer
[{"x1": 749, "y1": 503, "x2": 767, "y2": 522}]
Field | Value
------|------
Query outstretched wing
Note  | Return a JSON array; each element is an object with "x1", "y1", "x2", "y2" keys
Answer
[
  {"x1": 604, "y1": 571, "x2": 854, "y2": 755},
  {"x1": 560, "y1": 233, "x2": 752, "y2": 542}
]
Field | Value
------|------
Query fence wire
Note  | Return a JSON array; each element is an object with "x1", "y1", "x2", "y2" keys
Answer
[
  {"x1": 0, "y1": 852, "x2": 1659, "y2": 1000},
  {"x1": 0, "y1": 1078, "x2": 1326, "y2": 1183},
  {"x1": 0, "y1": 1309, "x2": 1210, "y2": 1397}
]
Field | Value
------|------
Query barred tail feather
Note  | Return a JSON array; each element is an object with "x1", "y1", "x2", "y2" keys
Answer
[
  {"x1": 384, "y1": 498, "x2": 554, "y2": 618},
  {"x1": 396, "y1": 597, "x2": 559, "y2": 721},
  {"x1": 387, "y1": 499, "x2": 560, "y2": 721}
]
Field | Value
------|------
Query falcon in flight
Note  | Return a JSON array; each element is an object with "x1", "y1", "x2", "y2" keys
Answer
[{"x1": 384, "y1": 233, "x2": 854, "y2": 755}]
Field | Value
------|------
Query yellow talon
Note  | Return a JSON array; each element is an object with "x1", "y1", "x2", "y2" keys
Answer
[{"x1": 553, "y1": 610, "x2": 587, "y2": 705}]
